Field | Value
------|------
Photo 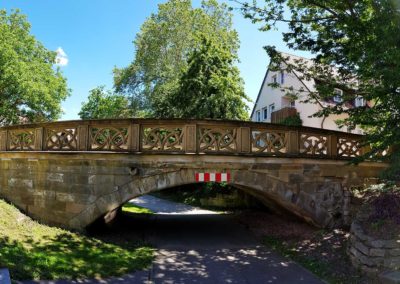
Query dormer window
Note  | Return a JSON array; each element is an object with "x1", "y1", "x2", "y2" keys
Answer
[
  {"x1": 333, "y1": 88, "x2": 343, "y2": 103},
  {"x1": 272, "y1": 74, "x2": 277, "y2": 83},
  {"x1": 355, "y1": 96, "x2": 365, "y2": 107}
]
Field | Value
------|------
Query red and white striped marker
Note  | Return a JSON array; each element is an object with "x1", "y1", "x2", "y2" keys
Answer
[{"x1": 195, "y1": 172, "x2": 230, "y2": 183}]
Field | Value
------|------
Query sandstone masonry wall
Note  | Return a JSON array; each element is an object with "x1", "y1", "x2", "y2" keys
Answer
[
  {"x1": 349, "y1": 220, "x2": 400, "y2": 275},
  {"x1": 0, "y1": 152, "x2": 387, "y2": 230}
]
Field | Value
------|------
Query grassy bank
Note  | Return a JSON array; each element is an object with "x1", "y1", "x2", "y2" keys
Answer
[
  {"x1": 0, "y1": 199, "x2": 154, "y2": 281},
  {"x1": 122, "y1": 203, "x2": 154, "y2": 214}
]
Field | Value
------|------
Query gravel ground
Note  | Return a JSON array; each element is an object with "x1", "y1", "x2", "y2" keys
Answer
[{"x1": 236, "y1": 211, "x2": 368, "y2": 284}]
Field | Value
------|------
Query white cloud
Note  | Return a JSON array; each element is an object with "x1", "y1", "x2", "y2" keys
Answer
[{"x1": 55, "y1": 47, "x2": 68, "y2": 66}]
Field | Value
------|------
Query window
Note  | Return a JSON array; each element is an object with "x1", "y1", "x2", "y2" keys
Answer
[
  {"x1": 272, "y1": 74, "x2": 277, "y2": 83},
  {"x1": 355, "y1": 96, "x2": 365, "y2": 107},
  {"x1": 262, "y1": 107, "x2": 268, "y2": 120},
  {"x1": 333, "y1": 88, "x2": 343, "y2": 103},
  {"x1": 256, "y1": 111, "x2": 261, "y2": 122},
  {"x1": 268, "y1": 104, "x2": 275, "y2": 118},
  {"x1": 280, "y1": 71, "x2": 284, "y2": 84},
  {"x1": 290, "y1": 100, "x2": 295, "y2": 107}
]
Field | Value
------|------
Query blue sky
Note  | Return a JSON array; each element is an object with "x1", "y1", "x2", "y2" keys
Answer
[{"x1": 2, "y1": 0, "x2": 307, "y2": 120}]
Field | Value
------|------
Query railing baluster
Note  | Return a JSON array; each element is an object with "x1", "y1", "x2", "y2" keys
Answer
[
  {"x1": 184, "y1": 124, "x2": 197, "y2": 153},
  {"x1": 77, "y1": 125, "x2": 89, "y2": 151},
  {"x1": 238, "y1": 127, "x2": 251, "y2": 153},
  {"x1": 129, "y1": 124, "x2": 140, "y2": 152},
  {"x1": 0, "y1": 130, "x2": 7, "y2": 151},
  {"x1": 34, "y1": 127, "x2": 44, "y2": 151},
  {"x1": 328, "y1": 134, "x2": 338, "y2": 159},
  {"x1": 287, "y1": 130, "x2": 299, "y2": 155}
]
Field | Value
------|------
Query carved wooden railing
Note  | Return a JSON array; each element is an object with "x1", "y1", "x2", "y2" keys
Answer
[{"x1": 0, "y1": 119, "x2": 374, "y2": 160}]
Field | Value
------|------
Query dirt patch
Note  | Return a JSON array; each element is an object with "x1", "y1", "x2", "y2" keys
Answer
[
  {"x1": 358, "y1": 191, "x2": 400, "y2": 240},
  {"x1": 236, "y1": 211, "x2": 367, "y2": 284}
]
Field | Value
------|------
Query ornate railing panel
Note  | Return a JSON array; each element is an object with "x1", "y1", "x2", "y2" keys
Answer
[
  {"x1": 0, "y1": 119, "x2": 371, "y2": 160},
  {"x1": 251, "y1": 129, "x2": 288, "y2": 154},
  {"x1": 142, "y1": 126, "x2": 184, "y2": 152},
  {"x1": 198, "y1": 126, "x2": 237, "y2": 153},
  {"x1": 89, "y1": 126, "x2": 129, "y2": 151},
  {"x1": 45, "y1": 128, "x2": 77, "y2": 150},
  {"x1": 337, "y1": 137, "x2": 360, "y2": 158},
  {"x1": 8, "y1": 129, "x2": 36, "y2": 151},
  {"x1": 299, "y1": 134, "x2": 328, "y2": 156}
]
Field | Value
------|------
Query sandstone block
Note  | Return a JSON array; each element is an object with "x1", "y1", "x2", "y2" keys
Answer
[
  {"x1": 379, "y1": 271, "x2": 400, "y2": 284},
  {"x1": 355, "y1": 241, "x2": 370, "y2": 255},
  {"x1": 370, "y1": 248, "x2": 386, "y2": 257},
  {"x1": 369, "y1": 240, "x2": 386, "y2": 248},
  {"x1": 46, "y1": 173, "x2": 64, "y2": 183},
  {"x1": 384, "y1": 258, "x2": 400, "y2": 269},
  {"x1": 390, "y1": 249, "x2": 400, "y2": 257},
  {"x1": 384, "y1": 240, "x2": 400, "y2": 249}
]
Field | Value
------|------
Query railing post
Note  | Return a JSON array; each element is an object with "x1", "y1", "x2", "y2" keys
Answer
[
  {"x1": 237, "y1": 127, "x2": 251, "y2": 153},
  {"x1": 360, "y1": 143, "x2": 371, "y2": 157},
  {"x1": 184, "y1": 124, "x2": 197, "y2": 153},
  {"x1": 34, "y1": 127, "x2": 44, "y2": 150},
  {"x1": 0, "y1": 130, "x2": 7, "y2": 151},
  {"x1": 77, "y1": 125, "x2": 89, "y2": 151},
  {"x1": 328, "y1": 134, "x2": 338, "y2": 159},
  {"x1": 287, "y1": 130, "x2": 299, "y2": 155},
  {"x1": 129, "y1": 124, "x2": 140, "y2": 152}
]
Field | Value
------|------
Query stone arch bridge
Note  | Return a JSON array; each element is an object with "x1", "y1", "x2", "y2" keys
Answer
[{"x1": 0, "y1": 119, "x2": 387, "y2": 230}]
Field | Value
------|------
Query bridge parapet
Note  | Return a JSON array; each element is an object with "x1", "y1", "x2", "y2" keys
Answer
[{"x1": 0, "y1": 119, "x2": 371, "y2": 159}]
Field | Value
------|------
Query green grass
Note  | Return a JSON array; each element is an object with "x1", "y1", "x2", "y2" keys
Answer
[
  {"x1": 150, "y1": 183, "x2": 240, "y2": 210},
  {"x1": 122, "y1": 203, "x2": 153, "y2": 214},
  {"x1": 0, "y1": 199, "x2": 154, "y2": 281}
]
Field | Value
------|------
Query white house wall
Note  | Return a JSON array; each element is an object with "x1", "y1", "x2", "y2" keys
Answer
[{"x1": 251, "y1": 67, "x2": 362, "y2": 134}]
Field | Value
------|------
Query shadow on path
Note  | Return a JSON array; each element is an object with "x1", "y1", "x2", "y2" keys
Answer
[{"x1": 19, "y1": 196, "x2": 324, "y2": 284}]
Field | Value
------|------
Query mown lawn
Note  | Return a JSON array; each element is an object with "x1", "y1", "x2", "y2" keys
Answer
[
  {"x1": 0, "y1": 199, "x2": 154, "y2": 281},
  {"x1": 122, "y1": 203, "x2": 154, "y2": 214}
]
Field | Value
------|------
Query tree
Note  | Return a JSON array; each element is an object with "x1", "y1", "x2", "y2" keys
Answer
[
  {"x1": 0, "y1": 9, "x2": 69, "y2": 125},
  {"x1": 78, "y1": 86, "x2": 132, "y2": 119},
  {"x1": 114, "y1": 0, "x2": 249, "y2": 119},
  {"x1": 236, "y1": 0, "x2": 400, "y2": 177},
  {"x1": 171, "y1": 35, "x2": 249, "y2": 119}
]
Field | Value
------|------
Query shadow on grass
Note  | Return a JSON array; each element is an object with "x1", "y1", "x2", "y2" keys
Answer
[{"x1": 0, "y1": 233, "x2": 153, "y2": 281}]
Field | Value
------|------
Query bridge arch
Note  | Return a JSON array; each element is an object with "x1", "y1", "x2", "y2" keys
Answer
[
  {"x1": 67, "y1": 160, "x2": 365, "y2": 230},
  {"x1": 0, "y1": 119, "x2": 387, "y2": 230}
]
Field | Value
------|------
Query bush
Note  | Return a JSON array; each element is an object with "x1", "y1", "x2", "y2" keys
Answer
[
  {"x1": 368, "y1": 192, "x2": 400, "y2": 224},
  {"x1": 280, "y1": 113, "x2": 302, "y2": 126}
]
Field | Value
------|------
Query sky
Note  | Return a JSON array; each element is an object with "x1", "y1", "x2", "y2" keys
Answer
[{"x1": 2, "y1": 0, "x2": 309, "y2": 120}]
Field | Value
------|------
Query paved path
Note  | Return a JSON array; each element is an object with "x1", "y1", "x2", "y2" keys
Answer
[
  {"x1": 130, "y1": 195, "x2": 219, "y2": 215},
  {"x1": 20, "y1": 196, "x2": 324, "y2": 284}
]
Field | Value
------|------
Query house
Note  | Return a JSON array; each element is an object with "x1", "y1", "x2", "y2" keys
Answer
[{"x1": 250, "y1": 52, "x2": 365, "y2": 134}]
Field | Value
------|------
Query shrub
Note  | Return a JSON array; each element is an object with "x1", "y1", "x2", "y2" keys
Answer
[{"x1": 280, "y1": 113, "x2": 302, "y2": 126}]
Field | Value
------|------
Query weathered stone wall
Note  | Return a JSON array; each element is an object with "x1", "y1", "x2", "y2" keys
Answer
[
  {"x1": 349, "y1": 220, "x2": 400, "y2": 275},
  {"x1": 0, "y1": 152, "x2": 387, "y2": 230}
]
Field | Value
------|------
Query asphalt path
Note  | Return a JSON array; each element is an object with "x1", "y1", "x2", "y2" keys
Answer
[{"x1": 20, "y1": 195, "x2": 324, "y2": 284}]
